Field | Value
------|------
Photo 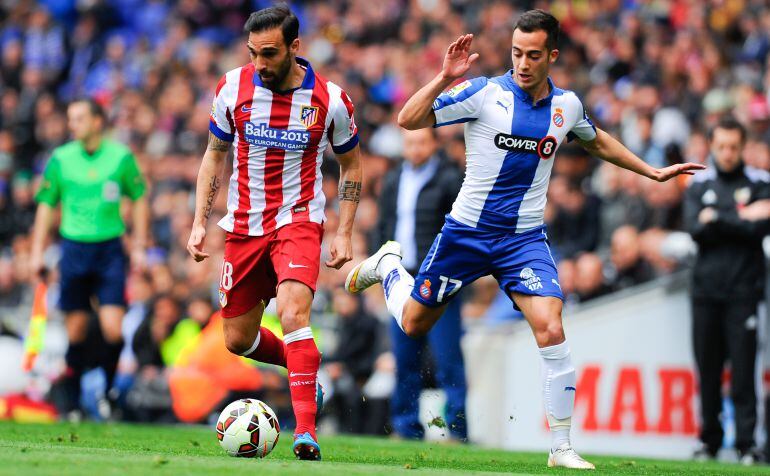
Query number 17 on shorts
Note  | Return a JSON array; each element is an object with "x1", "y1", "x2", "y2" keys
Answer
[{"x1": 414, "y1": 274, "x2": 463, "y2": 307}]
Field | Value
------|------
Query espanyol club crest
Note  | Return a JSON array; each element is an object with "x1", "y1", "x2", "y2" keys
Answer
[
  {"x1": 552, "y1": 111, "x2": 564, "y2": 127},
  {"x1": 419, "y1": 279, "x2": 432, "y2": 299},
  {"x1": 300, "y1": 105, "x2": 318, "y2": 128}
]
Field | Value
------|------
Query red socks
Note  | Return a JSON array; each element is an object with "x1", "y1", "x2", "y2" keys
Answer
[
  {"x1": 243, "y1": 327, "x2": 287, "y2": 367},
  {"x1": 284, "y1": 327, "x2": 321, "y2": 439}
]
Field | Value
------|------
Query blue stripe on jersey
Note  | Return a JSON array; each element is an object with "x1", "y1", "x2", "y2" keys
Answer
[
  {"x1": 432, "y1": 77, "x2": 488, "y2": 111},
  {"x1": 209, "y1": 120, "x2": 234, "y2": 142},
  {"x1": 479, "y1": 74, "x2": 557, "y2": 230},
  {"x1": 433, "y1": 117, "x2": 475, "y2": 128},
  {"x1": 331, "y1": 132, "x2": 359, "y2": 154}
]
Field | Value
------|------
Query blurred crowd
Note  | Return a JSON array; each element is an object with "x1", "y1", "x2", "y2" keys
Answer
[{"x1": 0, "y1": 0, "x2": 769, "y2": 426}]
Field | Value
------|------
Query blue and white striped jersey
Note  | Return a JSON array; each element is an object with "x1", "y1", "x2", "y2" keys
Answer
[{"x1": 432, "y1": 72, "x2": 597, "y2": 233}]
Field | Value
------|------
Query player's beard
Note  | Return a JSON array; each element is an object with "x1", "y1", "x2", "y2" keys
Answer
[{"x1": 260, "y1": 53, "x2": 294, "y2": 91}]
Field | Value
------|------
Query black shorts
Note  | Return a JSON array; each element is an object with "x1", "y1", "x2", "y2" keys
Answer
[{"x1": 58, "y1": 237, "x2": 127, "y2": 312}]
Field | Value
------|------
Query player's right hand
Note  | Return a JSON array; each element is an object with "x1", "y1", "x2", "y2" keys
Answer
[
  {"x1": 441, "y1": 34, "x2": 480, "y2": 81},
  {"x1": 187, "y1": 225, "x2": 209, "y2": 262},
  {"x1": 28, "y1": 253, "x2": 46, "y2": 282}
]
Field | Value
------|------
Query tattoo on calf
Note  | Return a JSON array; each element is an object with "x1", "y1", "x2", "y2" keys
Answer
[
  {"x1": 203, "y1": 176, "x2": 221, "y2": 219},
  {"x1": 207, "y1": 132, "x2": 230, "y2": 152},
  {"x1": 338, "y1": 180, "x2": 362, "y2": 203}
]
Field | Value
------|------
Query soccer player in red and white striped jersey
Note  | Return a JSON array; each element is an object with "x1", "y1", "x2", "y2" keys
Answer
[{"x1": 187, "y1": 5, "x2": 361, "y2": 460}]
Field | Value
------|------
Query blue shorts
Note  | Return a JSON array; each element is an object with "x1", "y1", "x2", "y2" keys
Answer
[
  {"x1": 59, "y1": 237, "x2": 128, "y2": 312},
  {"x1": 411, "y1": 217, "x2": 563, "y2": 309}
]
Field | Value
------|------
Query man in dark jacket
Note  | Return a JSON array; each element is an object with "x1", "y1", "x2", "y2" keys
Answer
[
  {"x1": 372, "y1": 127, "x2": 466, "y2": 440},
  {"x1": 684, "y1": 117, "x2": 770, "y2": 464},
  {"x1": 324, "y1": 287, "x2": 384, "y2": 434}
]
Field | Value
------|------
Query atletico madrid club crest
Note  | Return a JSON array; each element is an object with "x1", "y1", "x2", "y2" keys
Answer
[
  {"x1": 219, "y1": 289, "x2": 228, "y2": 308},
  {"x1": 300, "y1": 105, "x2": 319, "y2": 128},
  {"x1": 419, "y1": 279, "x2": 432, "y2": 299}
]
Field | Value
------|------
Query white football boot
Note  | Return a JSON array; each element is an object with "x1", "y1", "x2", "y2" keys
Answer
[
  {"x1": 547, "y1": 444, "x2": 595, "y2": 470},
  {"x1": 345, "y1": 241, "x2": 402, "y2": 294}
]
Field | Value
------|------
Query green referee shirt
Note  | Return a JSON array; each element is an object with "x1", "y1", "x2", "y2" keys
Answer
[{"x1": 35, "y1": 139, "x2": 146, "y2": 243}]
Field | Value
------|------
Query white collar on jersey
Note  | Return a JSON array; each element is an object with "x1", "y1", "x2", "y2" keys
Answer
[{"x1": 501, "y1": 72, "x2": 558, "y2": 107}]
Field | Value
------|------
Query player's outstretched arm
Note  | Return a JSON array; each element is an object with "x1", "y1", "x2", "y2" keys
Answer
[
  {"x1": 398, "y1": 34, "x2": 480, "y2": 130},
  {"x1": 577, "y1": 127, "x2": 705, "y2": 182},
  {"x1": 327, "y1": 144, "x2": 362, "y2": 269},
  {"x1": 187, "y1": 132, "x2": 229, "y2": 262}
]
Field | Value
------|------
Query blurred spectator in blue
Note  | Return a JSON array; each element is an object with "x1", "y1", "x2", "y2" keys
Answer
[
  {"x1": 1, "y1": 37, "x2": 23, "y2": 91},
  {"x1": 62, "y1": 13, "x2": 102, "y2": 100},
  {"x1": 23, "y1": 7, "x2": 66, "y2": 77},
  {"x1": 374, "y1": 127, "x2": 466, "y2": 441},
  {"x1": 84, "y1": 33, "x2": 145, "y2": 99}
]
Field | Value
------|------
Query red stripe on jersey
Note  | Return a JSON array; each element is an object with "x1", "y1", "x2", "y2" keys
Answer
[
  {"x1": 294, "y1": 76, "x2": 330, "y2": 222},
  {"x1": 225, "y1": 108, "x2": 235, "y2": 134},
  {"x1": 232, "y1": 65, "x2": 256, "y2": 234},
  {"x1": 340, "y1": 89, "x2": 355, "y2": 116},
  {"x1": 339, "y1": 89, "x2": 357, "y2": 135},
  {"x1": 261, "y1": 92, "x2": 294, "y2": 234},
  {"x1": 215, "y1": 75, "x2": 227, "y2": 96}
]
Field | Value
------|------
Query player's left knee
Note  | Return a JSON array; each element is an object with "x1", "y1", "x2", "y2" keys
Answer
[
  {"x1": 278, "y1": 305, "x2": 311, "y2": 334},
  {"x1": 534, "y1": 320, "x2": 564, "y2": 347},
  {"x1": 402, "y1": 317, "x2": 430, "y2": 338}
]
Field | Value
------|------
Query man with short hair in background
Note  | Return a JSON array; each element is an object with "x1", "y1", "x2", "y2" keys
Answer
[
  {"x1": 373, "y1": 127, "x2": 466, "y2": 441},
  {"x1": 684, "y1": 117, "x2": 770, "y2": 465},
  {"x1": 30, "y1": 98, "x2": 148, "y2": 419}
]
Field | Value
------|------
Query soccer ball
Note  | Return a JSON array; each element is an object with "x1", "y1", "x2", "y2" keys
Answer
[{"x1": 215, "y1": 398, "x2": 280, "y2": 458}]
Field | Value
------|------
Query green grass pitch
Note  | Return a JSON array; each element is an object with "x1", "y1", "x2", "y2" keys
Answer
[{"x1": 0, "y1": 421, "x2": 766, "y2": 475}]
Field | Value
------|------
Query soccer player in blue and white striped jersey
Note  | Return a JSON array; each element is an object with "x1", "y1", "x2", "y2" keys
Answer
[{"x1": 346, "y1": 10, "x2": 704, "y2": 469}]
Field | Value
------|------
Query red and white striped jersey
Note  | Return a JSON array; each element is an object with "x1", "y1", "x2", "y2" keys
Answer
[{"x1": 209, "y1": 57, "x2": 359, "y2": 236}]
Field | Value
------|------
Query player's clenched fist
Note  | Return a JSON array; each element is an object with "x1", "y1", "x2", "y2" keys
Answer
[
  {"x1": 325, "y1": 234, "x2": 352, "y2": 269},
  {"x1": 187, "y1": 225, "x2": 210, "y2": 262}
]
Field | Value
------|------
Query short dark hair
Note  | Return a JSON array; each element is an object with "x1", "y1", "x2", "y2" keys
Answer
[
  {"x1": 709, "y1": 116, "x2": 747, "y2": 143},
  {"x1": 513, "y1": 9, "x2": 560, "y2": 51},
  {"x1": 243, "y1": 3, "x2": 299, "y2": 45},
  {"x1": 70, "y1": 98, "x2": 106, "y2": 122}
]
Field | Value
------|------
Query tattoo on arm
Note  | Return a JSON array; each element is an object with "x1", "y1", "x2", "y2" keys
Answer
[
  {"x1": 338, "y1": 180, "x2": 362, "y2": 203},
  {"x1": 207, "y1": 132, "x2": 230, "y2": 152},
  {"x1": 203, "y1": 176, "x2": 221, "y2": 219}
]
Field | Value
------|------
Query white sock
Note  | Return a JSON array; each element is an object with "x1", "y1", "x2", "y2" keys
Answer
[
  {"x1": 283, "y1": 327, "x2": 314, "y2": 345},
  {"x1": 377, "y1": 255, "x2": 414, "y2": 332},
  {"x1": 539, "y1": 340, "x2": 576, "y2": 452}
]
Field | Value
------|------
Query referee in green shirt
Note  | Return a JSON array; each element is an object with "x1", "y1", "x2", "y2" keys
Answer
[{"x1": 30, "y1": 98, "x2": 149, "y2": 417}]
